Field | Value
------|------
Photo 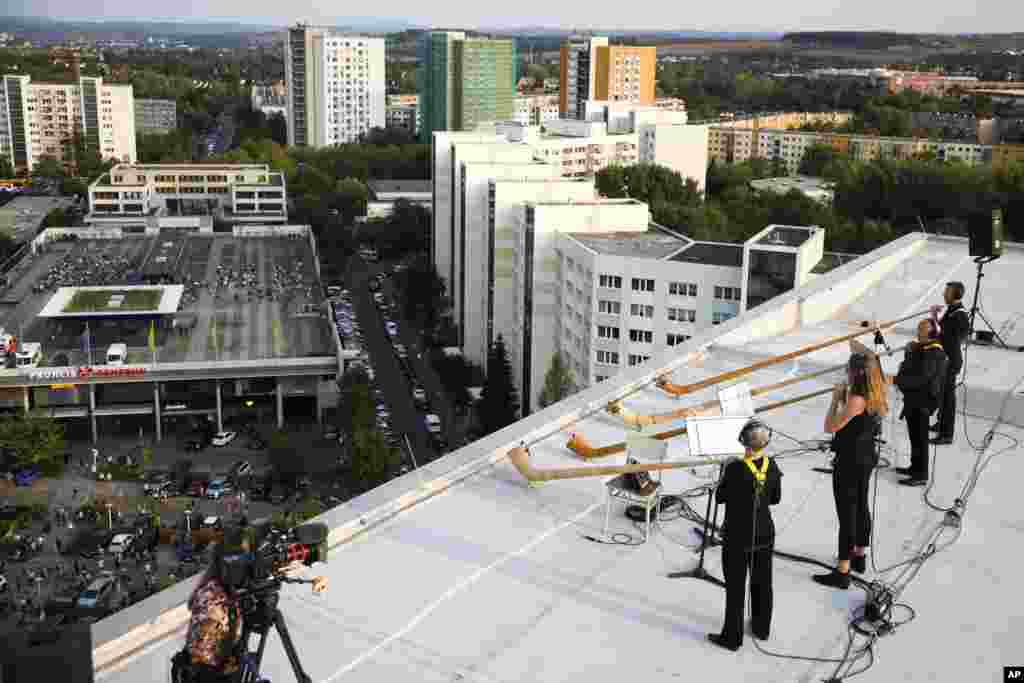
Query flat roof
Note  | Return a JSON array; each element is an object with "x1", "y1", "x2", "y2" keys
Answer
[
  {"x1": 566, "y1": 229, "x2": 689, "y2": 259},
  {"x1": 750, "y1": 175, "x2": 835, "y2": 198},
  {"x1": 0, "y1": 195, "x2": 76, "y2": 243},
  {"x1": 38, "y1": 285, "x2": 184, "y2": 317},
  {"x1": 110, "y1": 163, "x2": 270, "y2": 172},
  {"x1": 94, "y1": 233, "x2": 1024, "y2": 683},
  {"x1": 754, "y1": 225, "x2": 818, "y2": 248},
  {"x1": 0, "y1": 232, "x2": 331, "y2": 363},
  {"x1": 671, "y1": 241, "x2": 744, "y2": 267},
  {"x1": 367, "y1": 179, "x2": 431, "y2": 195}
]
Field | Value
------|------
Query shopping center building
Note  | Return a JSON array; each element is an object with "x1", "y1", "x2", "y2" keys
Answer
[{"x1": 0, "y1": 225, "x2": 349, "y2": 441}]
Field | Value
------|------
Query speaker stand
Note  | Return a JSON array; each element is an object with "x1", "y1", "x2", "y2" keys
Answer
[{"x1": 968, "y1": 257, "x2": 1017, "y2": 351}]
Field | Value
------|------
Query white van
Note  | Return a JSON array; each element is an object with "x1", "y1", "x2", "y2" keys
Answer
[
  {"x1": 15, "y1": 342, "x2": 41, "y2": 368},
  {"x1": 106, "y1": 343, "x2": 127, "y2": 366}
]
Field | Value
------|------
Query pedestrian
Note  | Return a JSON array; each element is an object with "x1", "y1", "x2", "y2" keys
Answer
[
  {"x1": 932, "y1": 282, "x2": 971, "y2": 444},
  {"x1": 894, "y1": 320, "x2": 948, "y2": 486},
  {"x1": 708, "y1": 419, "x2": 781, "y2": 652},
  {"x1": 815, "y1": 352, "x2": 888, "y2": 589}
]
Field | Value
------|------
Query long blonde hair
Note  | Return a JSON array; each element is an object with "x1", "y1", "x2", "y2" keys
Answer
[{"x1": 850, "y1": 353, "x2": 889, "y2": 418}]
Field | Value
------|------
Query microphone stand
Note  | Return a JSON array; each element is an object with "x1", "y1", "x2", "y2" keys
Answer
[{"x1": 668, "y1": 463, "x2": 726, "y2": 588}]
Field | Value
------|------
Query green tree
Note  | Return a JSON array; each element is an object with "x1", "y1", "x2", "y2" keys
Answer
[
  {"x1": 0, "y1": 416, "x2": 65, "y2": 469},
  {"x1": 538, "y1": 351, "x2": 575, "y2": 408},
  {"x1": 396, "y1": 256, "x2": 449, "y2": 336},
  {"x1": 42, "y1": 207, "x2": 70, "y2": 228},
  {"x1": 0, "y1": 155, "x2": 14, "y2": 178},
  {"x1": 31, "y1": 155, "x2": 66, "y2": 179},
  {"x1": 478, "y1": 335, "x2": 520, "y2": 434},
  {"x1": 348, "y1": 429, "x2": 399, "y2": 493}
]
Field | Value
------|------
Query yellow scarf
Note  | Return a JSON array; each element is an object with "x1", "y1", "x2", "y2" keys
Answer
[{"x1": 743, "y1": 451, "x2": 769, "y2": 494}]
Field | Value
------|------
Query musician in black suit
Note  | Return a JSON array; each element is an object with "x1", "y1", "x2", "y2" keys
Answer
[
  {"x1": 708, "y1": 419, "x2": 782, "y2": 652},
  {"x1": 931, "y1": 281, "x2": 971, "y2": 444}
]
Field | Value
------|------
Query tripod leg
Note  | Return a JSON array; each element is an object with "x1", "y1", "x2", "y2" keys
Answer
[{"x1": 273, "y1": 609, "x2": 313, "y2": 683}]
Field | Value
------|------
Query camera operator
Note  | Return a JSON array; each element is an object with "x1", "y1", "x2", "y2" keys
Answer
[{"x1": 180, "y1": 527, "x2": 251, "y2": 682}]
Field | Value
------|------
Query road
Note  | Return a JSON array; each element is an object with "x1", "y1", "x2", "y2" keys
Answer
[{"x1": 346, "y1": 257, "x2": 464, "y2": 466}]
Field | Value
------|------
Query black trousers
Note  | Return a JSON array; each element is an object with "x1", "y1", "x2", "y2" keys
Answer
[
  {"x1": 936, "y1": 362, "x2": 961, "y2": 438},
  {"x1": 720, "y1": 540, "x2": 773, "y2": 646},
  {"x1": 832, "y1": 461, "x2": 873, "y2": 561},
  {"x1": 904, "y1": 408, "x2": 931, "y2": 478}
]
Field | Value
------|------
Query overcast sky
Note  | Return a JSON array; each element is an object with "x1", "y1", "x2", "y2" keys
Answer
[{"x1": 8, "y1": 0, "x2": 1024, "y2": 34}]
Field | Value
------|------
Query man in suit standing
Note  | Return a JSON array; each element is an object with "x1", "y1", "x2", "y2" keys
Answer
[
  {"x1": 932, "y1": 282, "x2": 971, "y2": 444},
  {"x1": 895, "y1": 319, "x2": 948, "y2": 486}
]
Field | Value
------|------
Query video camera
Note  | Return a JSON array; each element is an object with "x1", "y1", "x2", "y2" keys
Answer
[{"x1": 221, "y1": 522, "x2": 328, "y2": 595}]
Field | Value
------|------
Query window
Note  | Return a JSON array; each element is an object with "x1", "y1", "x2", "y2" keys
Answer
[
  {"x1": 714, "y1": 286, "x2": 742, "y2": 301},
  {"x1": 630, "y1": 304, "x2": 654, "y2": 318},
  {"x1": 667, "y1": 333, "x2": 691, "y2": 346},
  {"x1": 669, "y1": 282, "x2": 698, "y2": 297},
  {"x1": 629, "y1": 329, "x2": 653, "y2": 344},
  {"x1": 631, "y1": 278, "x2": 655, "y2": 292},
  {"x1": 596, "y1": 375, "x2": 609, "y2": 383},
  {"x1": 628, "y1": 354, "x2": 651, "y2": 367},
  {"x1": 596, "y1": 350, "x2": 619, "y2": 366},
  {"x1": 599, "y1": 274, "x2": 622, "y2": 289},
  {"x1": 598, "y1": 300, "x2": 621, "y2": 315},
  {"x1": 713, "y1": 311, "x2": 736, "y2": 325},
  {"x1": 597, "y1": 325, "x2": 620, "y2": 340},
  {"x1": 667, "y1": 307, "x2": 696, "y2": 323}
]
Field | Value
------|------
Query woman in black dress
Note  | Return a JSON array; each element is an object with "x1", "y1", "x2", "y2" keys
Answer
[{"x1": 815, "y1": 352, "x2": 888, "y2": 589}]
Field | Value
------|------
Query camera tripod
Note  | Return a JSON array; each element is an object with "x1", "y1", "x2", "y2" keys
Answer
[
  {"x1": 967, "y1": 256, "x2": 1019, "y2": 351},
  {"x1": 237, "y1": 577, "x2": 316, "y2": 683}
]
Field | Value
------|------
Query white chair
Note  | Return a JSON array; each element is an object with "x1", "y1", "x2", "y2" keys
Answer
[{"x1": 602, "y1": 424, "x2": 667, "y2": 543}]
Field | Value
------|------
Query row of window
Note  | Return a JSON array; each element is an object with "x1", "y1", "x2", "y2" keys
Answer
[
  {"x1": 599, "y1": 274, "x2": 739, "y2": 299},
  {"x1": 714, "y1": 286, "x2": 742, "y2": 301}
]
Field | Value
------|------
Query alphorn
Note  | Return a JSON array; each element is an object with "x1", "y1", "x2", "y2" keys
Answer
[
  {"x1": 654, "y1": 310, "x2": 926, "y2": 398},
  {"x1": 550, "y1": 386, "x2": 834, "y2": 478}
]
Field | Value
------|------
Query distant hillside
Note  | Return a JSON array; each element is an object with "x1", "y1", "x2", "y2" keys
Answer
[{"x1": 783, "y1": 32, "x2": 958, "y2": 50}]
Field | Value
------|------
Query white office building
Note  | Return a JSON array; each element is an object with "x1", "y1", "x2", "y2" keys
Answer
[
  {"x1": 284, "y1": 24, "x2": 385, "y2": 147},
  {"x1": 554, "y1": 223, "x2": 825, "y2": 405}
]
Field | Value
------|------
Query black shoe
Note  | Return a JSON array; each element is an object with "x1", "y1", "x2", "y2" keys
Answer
[
  {"x1": 892, "y1": 466, "x2": 914, "y2": 475},
  {"x1": 929, "y1": 424, "x2": 940, "y2": 433},
  {"x1": 899, "y1": 476, "x2": 928, "y2": 487},
  {"x1": 930, "y1": 437, "x2": 954, "y2": 445},
  {"x1": 851, "y1": 555, "x2": 866, "y2": 574},
  {"x1": 752, "y1": 629, "x2": 770, "y2": 641},
  {"x1": 707, "y1": 633, "x2": 741, "y2": 651},
  {"x1": 813, "y1": 570, "x2": 850, "y2": 589}
]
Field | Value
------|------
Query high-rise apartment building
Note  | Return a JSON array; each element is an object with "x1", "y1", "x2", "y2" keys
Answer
[
  {"x1": 560, "y1": 38, "x2": 655, "y2": 119},
  {"x1": 559, "y1": 36, "x2": 608, "y2": 120},
  {"x1": 0, "y1": 75, "x2": 137, "y2": 174},
  {"x1": 284, "y1": 24, "x2": 385, "y2": 147},
  {"x1": 418, "y1": 32, "x2": 517, "y2": 143}
]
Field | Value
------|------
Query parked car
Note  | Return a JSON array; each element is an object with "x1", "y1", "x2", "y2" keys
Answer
[
  {"x1": 385, "y1": 321, "x2": 398, "y2": 337},
  {"x1": 211, "y1": 431, "x2": 237, "y2": 447},
  {"x1": 108, "y1": 533, "x2": 134, "y2": 555},
  {"x1": 142, "y1": 471, "x2": 171, "y2": 493},
  {"x1": 149, "y1": 480, "x2": 179, "y2": 499},
  {"x1": 206, "y1": 478, "x2": 233, "y2": 500},
  {"x1": 187, "y1": 479, "x2": 209, "y2": 497},
  {"x1": 77, "y1": 575, "x2": 116, "y2": 609},
  {"x1": 14, "y1": 466, "x2": 40, "y2": 487},
  {"x1": 200, "y1": 516, "x2": 223, "y2": 530},
  {"x1": 412, "y1": 387, "x2": 428, "y2": 408},
  {"x1": 424, "y1": 414, "x2": 442, "y2": 434},
  {"x1": 79, "y1": 531, "x2": 113, "y2": 559},
  {"x1": 229, "y1": 460, "x2": 252, "y2": 480}
]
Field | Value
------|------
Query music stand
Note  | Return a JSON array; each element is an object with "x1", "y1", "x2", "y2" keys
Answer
[{"x1": 668, "y1": 415, "x2": 749, "y2": 587}]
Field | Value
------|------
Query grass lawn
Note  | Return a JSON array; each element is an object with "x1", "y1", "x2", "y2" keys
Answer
[{"x1": 63, "y1": 288, "x2": 163, "y2": 313}]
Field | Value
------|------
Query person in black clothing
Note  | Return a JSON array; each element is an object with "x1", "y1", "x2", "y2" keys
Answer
[
  {"x1": 708, "y1": 418, "x2": 782, "y2": 652},
  {"x1": 932, "y1": 281, "x2": 971, "y2": 444},
  {"x1": 894, "y1": 319, "x2": 948, "y2": 486},
  {"x1": 815, "y1": 352, "x2": 888, "y2": 589}
]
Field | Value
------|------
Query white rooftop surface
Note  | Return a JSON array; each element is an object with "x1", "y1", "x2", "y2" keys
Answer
[
  {"x1": 95, "y1": 233, "x2": 1024, "y2": 683},
  {"x1": 37, "y1": 284, "x2": 185, "y2": 318}
]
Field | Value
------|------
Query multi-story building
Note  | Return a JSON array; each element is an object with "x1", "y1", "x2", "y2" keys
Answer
[
  {"x1": 559, "y1": 36, "x2": 608, "y2": 120},
  {"x1": 554, "y1": 223, "x2": 824, "y2": 405},
  {"x1": 710, "y1": 116, "x2": 995, "y2": 174},
  {"x1": 593, "y1": 45, "x2": 656, "y2": 107},
  {"x1": 386, "y1": 94, "x2": 419, "y2": 136},
  {"x1": 418, "y1": 32, "x2": 517, "y2": 143},
  {"x1": 0, "y1": 75, "x2": 137, "y2": 174},
  {"x1": 284, "y1": 24, "x2": 385, "y2": 147},
  {"x1": 86, "y1": 163, "x2": 287, "y2": 230},
  {"x1": 513, "y1": 198, "x2": 651, "y2": 411},
  {"x1": 133, "y1": 99, "x2": 176, "y2": 135},
  {"x1": 251, "y1": 83, "x2": 287, "y2": 118},
  {"x1": 513, "y1": 95, "x2": 560, "y2": 126}
]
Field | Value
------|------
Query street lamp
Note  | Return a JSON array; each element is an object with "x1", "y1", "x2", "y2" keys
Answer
[
  {"x1": 91, "y1": 448, "x2": 98, "y2": 474},
  {"x1": 105, "y1": 503, "x2": 113, "y2": 529},
  {"x1": 184, "y1": 508, "x2": 192, "y2": 535}
]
